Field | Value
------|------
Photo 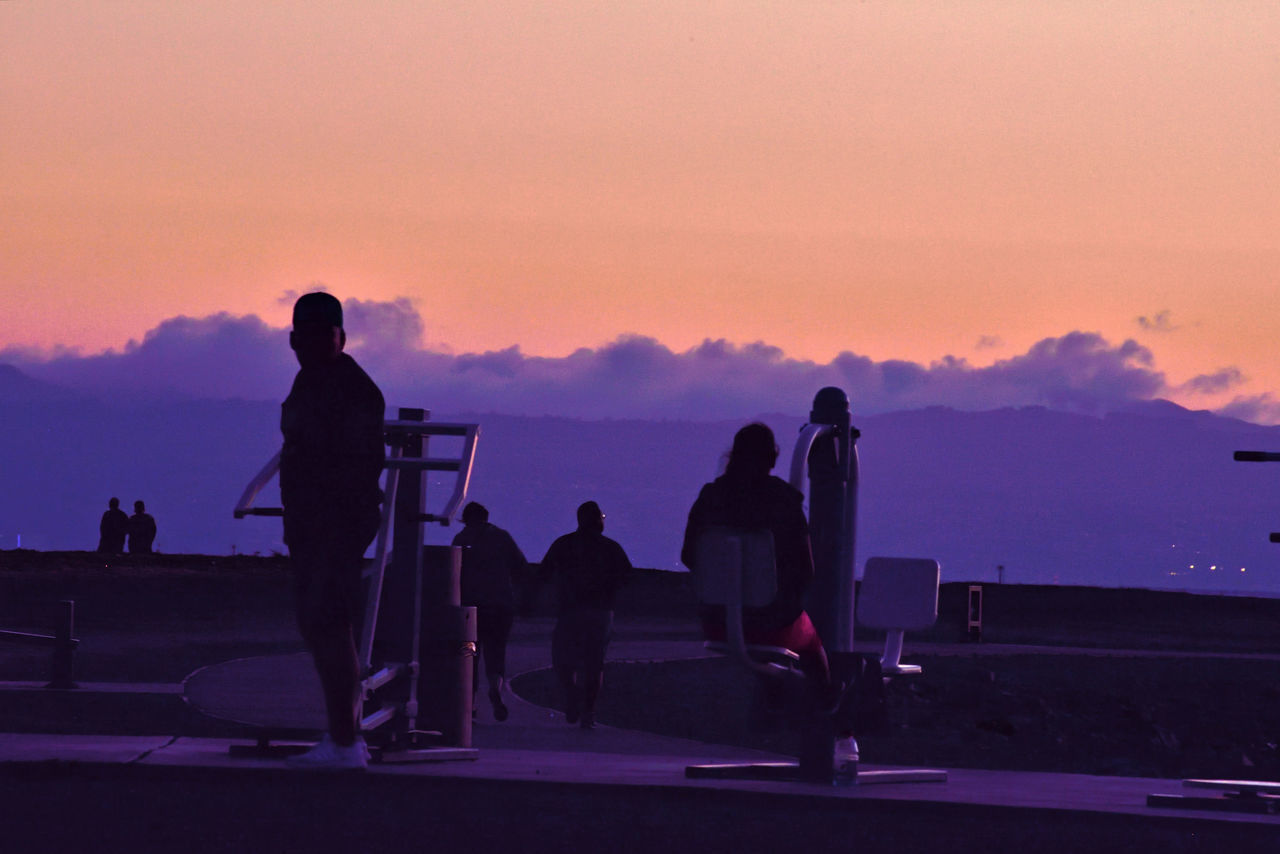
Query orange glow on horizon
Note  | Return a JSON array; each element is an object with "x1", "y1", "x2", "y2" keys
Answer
[{"x1": 2, "y1": 1, "x2": 1277, "y2": 413}]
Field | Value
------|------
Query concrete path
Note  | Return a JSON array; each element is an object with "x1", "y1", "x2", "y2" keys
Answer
[
  {"x1": 0, "y1": 730, "x2": 1276, "y2": 828},
  {"x1": 0, "y1": 617, "x2": 1277, "y2": 834}
]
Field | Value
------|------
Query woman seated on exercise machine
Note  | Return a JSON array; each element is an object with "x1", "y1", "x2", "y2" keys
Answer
[{"x1": 680, "y1": 422, "x2": 835, "y2": 696}]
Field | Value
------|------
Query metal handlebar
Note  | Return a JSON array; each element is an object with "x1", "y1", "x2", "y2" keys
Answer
[
  {"x1": 233, "y1": 508, "x2": 283, "y2": 518},
  {"x1": 789, "y1": 424, "x2": 833, "y2": 491}
]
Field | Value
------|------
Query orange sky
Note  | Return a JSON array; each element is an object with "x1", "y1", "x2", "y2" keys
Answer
[{"x1": 2, "y1": 2, "x2": 1277, "y2": 410}]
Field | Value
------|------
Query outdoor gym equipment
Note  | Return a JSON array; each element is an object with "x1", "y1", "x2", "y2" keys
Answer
[
  {"x1": 1145, "y1": 452, "x2": 1280, "y2": 810},
  {"x1": 687, "y1": 387, "x2": 946, "y2": 785},
  {"x1": 1234, "y1": 450, "x2": 1280, "y2": 542},
  {"x1": 186, "y1": 407, "x2": 480, "y2": 763},
  {"x1": 0, "y1": 599, "x2": 78, "y2": 689}
]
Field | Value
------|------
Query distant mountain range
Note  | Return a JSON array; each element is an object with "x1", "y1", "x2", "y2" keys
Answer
[{"x1": 3, "y1": 363, "x2": 1279, "y2": 594}]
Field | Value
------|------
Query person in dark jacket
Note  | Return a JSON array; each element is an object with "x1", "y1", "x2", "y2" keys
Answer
[
  {"x1": 452, "y1": 501, "x2": 528, "y2": 722},
  {"x1": 126, "y1": 500, "x2": 157, "y2": 554},
  {"x1": 680, "y1": 422, "x2": 831, "y2": 692},
  {"x1": 97, "y1": 498, "x2": 128, "y2": 553},
  {"x1": 280, "y1": 292, "x2": 385, "y2": 770},
  {"x1": 683, "y1": 422, "x2": 861, "y2": 773},
  {"x1": 536, "y1": 501, "x2": 632, "y2": 729}
]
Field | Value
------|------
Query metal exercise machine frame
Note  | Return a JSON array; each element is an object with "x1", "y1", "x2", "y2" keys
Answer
[
  {"x1": 0, "y1": 599, "x2": 79, "y2": 689},
  {"x1": 232, "y1": 412, "x2": 480, "y2": 759},
  {"x1": 790, "y1": 387, "x2": 860, "y2": 654},
  {"x1": 689, "y1": 387, "x2": 945, "y2": 786},
  {"x1": 1146, "y1": 452, "x2": 1280, "y2": 809},
  {"x1": 1234, "y1": 450, "x2": 1280, "y2": 543}
]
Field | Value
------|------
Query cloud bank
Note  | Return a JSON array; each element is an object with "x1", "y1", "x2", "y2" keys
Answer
[{"x1": 2, "y1": 297, "x2": 1267, "y2": 421}]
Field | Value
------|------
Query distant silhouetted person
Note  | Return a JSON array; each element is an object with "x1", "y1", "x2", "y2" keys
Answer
[
  {"x1": 535, "y1": 501, "x2": 632, "y2": 729},
  {"x1": 452, "y1": 501, "x2": 528, "y2": 722},
  {"x1": 126, "y1": 500, "x2": 156, "y2": 554},
  {"x1": 97, "y1": 497, "x2": 128, "y2": 553},
  {"x1": 280, "y1": 292, "x2": 385, "y2": 770}
]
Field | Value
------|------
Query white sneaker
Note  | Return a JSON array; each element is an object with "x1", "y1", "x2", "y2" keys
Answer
[
  {"x1": 286, "y1": 735, "x2": 369, "y2": 770},
  {"x1": 294, "y1": 734, "x2": 372, "y2": 759},
  {"x1": 833, "y1": 736, "x2": 859, "y2": 785}
]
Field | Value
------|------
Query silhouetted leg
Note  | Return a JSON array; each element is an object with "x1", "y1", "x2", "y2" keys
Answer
[
  {"x1": 551, "y1": 615, "x2": 580, "y2": 722},
  {"x1": 482, "y1": 607, "x2": 513, "y2": 720},
  {"x1": 578, "y1": 609, "x2": 612, "y2": 728},
  {"x1": 749, "y1": 612, "x2": 834, "y2": 710},
  {"x1": 305, "y1": 620, "x2": 360, "y2": 746},
  {"x1": 292, "y1": 533, "x2": 368, "y2": 748}
]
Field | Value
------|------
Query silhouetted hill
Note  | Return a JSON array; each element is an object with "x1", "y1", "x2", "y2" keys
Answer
[
  {"x1": 0, "y1": 363, "x2": 83, "y2": 404},
  {"x1": 1, "y1": 379, "x2": 1278, "y2": 593}
]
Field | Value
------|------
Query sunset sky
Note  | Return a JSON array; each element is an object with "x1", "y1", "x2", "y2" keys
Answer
[{"x1": 3, "y1": 2, "x2": 1277, "y2": 416}]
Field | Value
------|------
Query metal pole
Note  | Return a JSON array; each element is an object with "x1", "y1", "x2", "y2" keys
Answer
[
  {"x1": 46, "y1": 600, "x2": 77, "y2": 690},
  {"x1": 805, "y1": 387, "x2": 858, "y2": 653},
  {"x1": 390, "y1": 408, "x2": 427, "y2": 599},
  {"x1": 843, "y1": 437, "x2": 860, "y2": 653},
  {"x1": 369, "y1": 408, "x2": 427, "y2": 740}
]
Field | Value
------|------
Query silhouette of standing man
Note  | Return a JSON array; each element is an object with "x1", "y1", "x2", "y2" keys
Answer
[
  {"x1": 280, "y1": 292, "x2": 385, "y2": 770},
  {"x1": 127, "y1": 500, "x2": 157, "y2": 554},
  {"x1": 537, "y1": 501, "x2": 631, "y2": 729},
  {"x1": 98, "y1": 498, "x2": 128, "y2": 553}
]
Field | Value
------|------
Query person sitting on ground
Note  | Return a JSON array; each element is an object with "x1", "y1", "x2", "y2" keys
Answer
[
  {"x1": 98, "y1": 497, "x2": 128, "y2": 554},
  {"x1": 533, "y1": 501, "x2": 632, "y2": 730},
  {"x1": 452, "y1": 501, "x2": 529, "y2": 723},
  {"x1": 126, "y1": 500, "x2": 157, "y2": 554}
]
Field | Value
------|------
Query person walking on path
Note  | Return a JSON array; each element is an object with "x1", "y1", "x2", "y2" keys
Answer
[
  {"x1": 451, "y1": 501, "x2": 529, "y2": 722},
  {"x1": 534, "y1": 501, "x2": 632, "y2": 729},
  {"x1": 279, "y1": 292, "x2": 386, "y2": 770},
  {"x1": 97, "y1": 498, "x2": 128, "y2": 553},
  {"x1": 126, "y1": 500, "x2": 157, "y2": 554}
]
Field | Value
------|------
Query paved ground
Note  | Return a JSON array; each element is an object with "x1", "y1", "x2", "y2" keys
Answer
[{"x1": 1, "y1": 620, "x2": 1278, "y2": 852}]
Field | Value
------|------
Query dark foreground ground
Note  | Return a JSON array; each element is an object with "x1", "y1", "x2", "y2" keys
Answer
[
  {"x1": 515, "y1": 653, "x2": 1280, "y2": 781},
  {"x1": 3, "y1": 552, "x2": 1280, "y2": 852},
  {"x1": 4, "y1": 550, "x2": 1280, "y2": 782},
  {"x1": 1, "y1": 762, "x2": 1276, "y2": 854}
]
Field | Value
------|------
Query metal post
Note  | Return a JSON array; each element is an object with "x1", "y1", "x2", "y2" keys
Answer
[
  {"x1": 418, "y1": 546, "x2": 475, "y2": 747},
  {"x1": 805, "y1": 387, "x2": 859, "y2": 654},
  {"x1": 46, "y1": 600, "x2": 77, "y2": 690},
  {"x1": 367, "y1": 408, "x2": 428, "y2": 739},
  {"x1": 389, "y1": 408, "x2": 428, "y2": 606},
  {"x1": 792, "y1": 387, "x2": 859, "y2": 782},
  {"x1": 967, "y1": 585, "x2": 983, "y2": 642}
]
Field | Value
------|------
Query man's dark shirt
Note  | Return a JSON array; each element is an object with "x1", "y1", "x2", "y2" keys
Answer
[
  {"x1": 452, "y1": 522, "x2": 528, "y2": 610},
  {"x1": 539, "y1": 530, "x2": 632, "y2": 612},
  {"x1": 681, "y1": 473, "x2": 815, "y2": 632},
  {"x1": 127, "y1": 512, "x2": 156, "y2": 554},
  {"x1": 280, "y1": 353, "x2": 385, "y2": 543},
  {"x1": 98, "y1": 509, "x2": 128, "y2": 553}
]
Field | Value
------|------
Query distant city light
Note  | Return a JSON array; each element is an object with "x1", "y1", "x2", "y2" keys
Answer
[
  {"x1": 1241, "y1": 567, "x2": 1247, "y2": 572},
  {"x1": 1210, "y1": 565, "x2": 1218, "y2": 571}
]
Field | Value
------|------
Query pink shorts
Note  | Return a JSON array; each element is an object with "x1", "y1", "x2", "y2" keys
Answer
[{"x1": 702, "y1": 611, "x2": 825, "y2": 662}]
